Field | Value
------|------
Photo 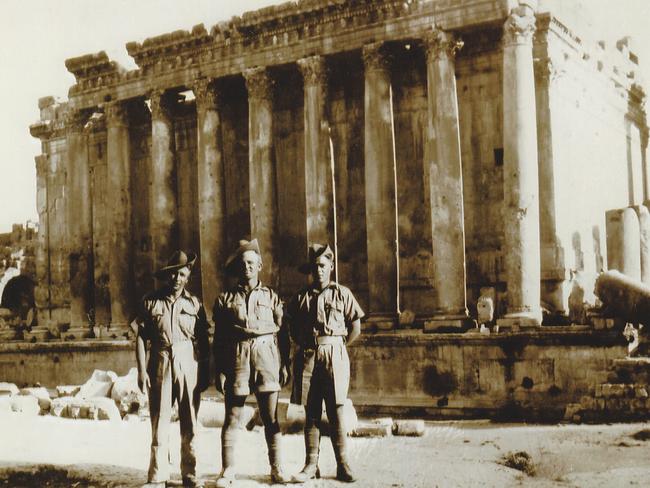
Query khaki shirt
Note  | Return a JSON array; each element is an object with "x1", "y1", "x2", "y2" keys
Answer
[
  {"x1": 287, "y1": 283, "x2": 364, "y2": 348},
  {"x1": 133, "y1": 288, "x2": 210, "y2": 361}
]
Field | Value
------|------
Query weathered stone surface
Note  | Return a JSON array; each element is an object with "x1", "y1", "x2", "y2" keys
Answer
[
  {"x1": 351, "y1": 422, "x2": 392, "y2": 438},
  {"x1": 110, "y1": 367, "x2": 147, "y2": 415},
  {"x1": 392, "y1": 419, "x2": 425, "y2": 436},
  {"x1": 0, "y1": 382, "x2": 19, "y2": 396},
  {"x1": 20, "y1": 387, "x2": 51, "y2": 412},
  {"x1": 198, "y1": 399, "x2": 226, "y2": 428},
  {"x1": 50, "y1": 396, "x2": 121, "y2": 421},
  {"x1": 76, "y1": 369, "x2": 117, "y2": 399},
  {"x1": 10, "y1": 395, "x2": 40, "y2": 416}
]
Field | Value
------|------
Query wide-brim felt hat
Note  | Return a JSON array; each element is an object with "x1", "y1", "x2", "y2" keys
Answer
[
  {"x1": 298, "y1": 243, "x2": 334, "y2": 274},
  {"x1": 224, "y1": 239, "x2": 261, "y2": 272},
  {"x1": 155, "y1": 250, "x2": 197, "y2": 279}
]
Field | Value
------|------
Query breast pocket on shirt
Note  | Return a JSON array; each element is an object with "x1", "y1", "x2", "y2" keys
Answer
[
  {"x1": 179, "y1": 310, "x2": 197, "y2": 339},
  {"x1": 255, "y1": 301, "x2": 274, "y2": 322},
  {"x1": 228, "y1": 299, "x2": 247, "y2": 323},
  {"x1": 326, "y1": 302, "x2": 346, "y2": 331}
]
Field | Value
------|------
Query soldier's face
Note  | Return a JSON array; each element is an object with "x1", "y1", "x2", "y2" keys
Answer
[
  {"x1": 239, "y1": 250, "x2": 262, "y2": 281},
  {"x1": 168, "y1": 266, "x2": 191, "y2": 292},
  {"x1": 312, "y1": 255, "x2": 334, "y2": 286}
]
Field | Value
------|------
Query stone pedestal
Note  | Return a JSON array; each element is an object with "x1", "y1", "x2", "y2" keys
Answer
[
  {"x1": 66, "y1": 110, "x2": 94, "y2": 331},
  {"x1": 422, "y1": 29, "x2": 472, "y2": 332},
  {"x1": 606, "y1": 207, "x2": 641, "y2": 280},
  {"x1": 244, "y1": 68, "x2": 278, "y2": 287},
  {"x1": 298, "y1": 56, "x2": 335, "y2": 249},
  {"x1": 106, "y1": 101, "x2": 133, "y2": 338},
  {"x1": 194, "y1": 78, "x2": 226, "y2": 313},
  {"x1": 362, "y1": 42, "x2": 400, "y2": 329},
  {"x1": 149, "y1": 89, "x2": 179, "y2": 273},
  {"x1": 497, "y1": 6, "x2": 542, "y2": 328}
]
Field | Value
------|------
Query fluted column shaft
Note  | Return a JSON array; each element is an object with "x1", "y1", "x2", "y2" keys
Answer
[
  {"x1": 66, "y1": 110, "x2": 94, "y2": 330},
  {"x1": 362, "y1": 42, "x2": 400, "y2": 329},
  {"x1": 422, "y1": 29, "x2": 471, "y2": 331},
  {"x1": 244, "y1": 67, "x2": 278, "y2": 286},
  {"x1": 106, "y1": 101, "x2": 133, "y2": 336},
  {"x1": 498, "y1": 6, "x2": 542, "y2": 327},
  {"x1": 194, "y1": 78, "x2": 226, "y2": 312},
  {"x1": 298, "y1": 55, "x2": 335, "y2": 249},
  {"x1": 149, "y1": 89, "x2": 178, "y2": 273}
]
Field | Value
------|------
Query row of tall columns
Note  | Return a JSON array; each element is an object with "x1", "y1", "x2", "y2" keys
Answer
[{"x1": 61, "y1": 9, "x2": 543, "y2": 332}]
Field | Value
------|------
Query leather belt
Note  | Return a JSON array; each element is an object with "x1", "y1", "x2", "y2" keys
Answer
[{"x1": 315, "y1": 335, "x2": 345, "y2": 346}]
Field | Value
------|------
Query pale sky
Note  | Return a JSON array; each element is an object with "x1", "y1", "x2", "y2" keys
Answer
[{"x1": 0, "y1": 0, "x2": 649, "y2": 233}]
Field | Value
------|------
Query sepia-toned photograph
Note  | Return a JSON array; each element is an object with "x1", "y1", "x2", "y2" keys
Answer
[{"x1": 1, "y1": 0, "x2": 650, "y2": 486}]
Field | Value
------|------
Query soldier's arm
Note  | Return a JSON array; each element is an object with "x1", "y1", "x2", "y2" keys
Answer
[
  {"x1": 274, "y1": 293, "x2": 291, "y2": 368},
  {"x1": 196, "y1": 304, "x2": 211, "y2": 365},
  {"x1": 343, "y1": 288, "x2": 364, "y2": 345},
  {"x1": 212, "y1": 296, "x2": 227, "y2": 372},
  {"x1": 347, "y1": 319, "x2": 361, "y2": 345},
  {"x1": 132, "y1": 300, "x2": 151, "y2": 392}
]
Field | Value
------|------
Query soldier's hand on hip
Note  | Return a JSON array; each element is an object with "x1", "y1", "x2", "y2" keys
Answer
[
  {"x1": 138, "y1": 370, "x2": 151, "y2": 394},
  {"x1": 215, "y1": 372, "x2": 226, "y2": 395},
  {"x1": 280, "y1": 364, "x2": 291, "y2": 387}
]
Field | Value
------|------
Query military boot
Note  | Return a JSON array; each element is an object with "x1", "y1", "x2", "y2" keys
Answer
[
  {"x1": 268, "y1": 431, "x2": 291, "y2": 483},
  {"x1": 292, "y1": 425, "x2": 321, "y2": 482},
  {"x1": 332, "y1": 415, "x2": 356, "y2": 483}
]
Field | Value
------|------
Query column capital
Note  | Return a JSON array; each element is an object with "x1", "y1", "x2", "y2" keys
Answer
[
  {"x1": 362, "y1": 42, "x2": 390, "y2": 73},
  {"x1": 104, "y1": 100, "x2": 129, "y2": 128},
  {"x1": 243, "y1": 67, "x2": 273, "y2": 100},
  {"x1": 64, "y1": 109, "x2": 89, "y2": 133},
  {"x1": 503, "y1": 7, "x2": 536, "y2": 46},
  {"x1": 193, "y1": 77, "x2": 220, "y2": 111},
  {"x1": 148, "y1": 88, "x2": 175, "y2": 119},
  {"x1": 534, "y1": 57, "x2": 565, "y2": 84},
  {"x1": 423, "y1": 29, "x2": 464, "y2": 62},
  {"x1": 297, "y1": 55, "x2": 327, "y2": 87}
]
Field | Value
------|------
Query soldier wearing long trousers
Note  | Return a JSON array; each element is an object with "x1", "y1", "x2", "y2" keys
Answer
[
  {"x1": 134, "y1": 251, "x2": 210, "y2": 488},
  {"x1": 212, "y1": 239, "x2": 291, "y2": 486},
  {"x1": 286, "y1": 244, "x2": 363, "y2": 483}
]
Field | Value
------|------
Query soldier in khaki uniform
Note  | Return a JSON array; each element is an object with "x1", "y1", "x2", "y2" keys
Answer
[
  {"x1": 212, "y1": 239, "x2": 290, "y2": 486},
  {"x1": 134, "y1": 250, "x2": 210, "y2": 488},
  {"x1": 286, "y1": 244, "x2": 363, "y2": 483}
]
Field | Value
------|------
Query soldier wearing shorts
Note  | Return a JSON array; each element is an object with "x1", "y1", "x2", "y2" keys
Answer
[
  {"x1": 133, "y1": 250, "x2": 210, "y2": 488},
  {"x1": 212, "y1": 239, "x2": 290, "y2": 486},
  {"x1": 286, "y1": 243, "x2": 363, "y2": 483}
]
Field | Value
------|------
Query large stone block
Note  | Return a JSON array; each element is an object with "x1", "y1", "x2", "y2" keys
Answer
[
  {"x1": 110, "y1": 367, "x2": 147, "y2": 415},
  {"x1": 392, "y1": 419, "x2": 425, "y2": 436},
  {"x1": 198, "y1": 400, "x2": 226, "y2": 428},
  {"x1": 10, "y1": 395, "x2": 40, "y2": 416},
  {"x1": 20, "y1": 387, "x2": 51, "y2": 413},
  {"x1": 76, "y1": 369, "x2": 118, "y2": 399},
  {"x1": 0, "y1": 382, "x2": 19, "y2": 396}
]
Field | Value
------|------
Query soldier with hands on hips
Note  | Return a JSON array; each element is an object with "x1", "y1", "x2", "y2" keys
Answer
[
  {"x1": 286, "y1": 243, "x2": 363, "y2": 483},
  {"x1": 212, "y1": 239, "x2": 291, "y2": 486},
  {"x1": 134, "y1": 250, "x2": 210, "y2": 488}
]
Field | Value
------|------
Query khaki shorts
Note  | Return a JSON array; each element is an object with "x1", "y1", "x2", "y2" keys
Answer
[
  {"x1": 224, "y1": 335, "x2": 281, "y2": 396},
  {"x1": 291, "y1": 342, "x2": 350, "y2": 406}
]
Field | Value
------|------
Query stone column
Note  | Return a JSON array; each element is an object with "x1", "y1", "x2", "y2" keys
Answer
[
  {"x1": 497, "y1": 6, "x2": 543, "y2": 328},
  {"x1": 149, "y1": 89, "x2": 179, "y2": 273},
  {"x1": 194, "y1": 78, "x2": 226, "y2": 313},
  {"x1": 105, "y1": 101, "x2": 133, "y2": 338},
  {"x1": 362, "y1": 42, "x2": 400, "y2": 329},
  {"x1": 243, "y1": 67, "x2": 278, "y2": 287},
  {"x1": 632, "y1": 205, "x2": 650, "y2": 284},
  {"x1": 297, "y1": 55, "x2": 335, "y2": 249},
  {"x1": 66, "y1": 109, "x2": 94, "y2": 336},
  {"x1": 422, "y1": 29, "x2": 472, "y2": 332},
  {"x1": 606, "y1": 208, "x2": 641, "y2": 280}
]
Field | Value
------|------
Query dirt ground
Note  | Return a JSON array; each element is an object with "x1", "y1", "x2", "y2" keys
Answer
[{"x1": 1, "y1": 413, "x2": 650, "y2": 487}]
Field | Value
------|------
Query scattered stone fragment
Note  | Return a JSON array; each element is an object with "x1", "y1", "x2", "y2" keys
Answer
[
  {"x1": 501, "y1": 451, "x2": 536, "y2": 476},
  {"x1": 20, "y1": 387, "x2": 52, "y2": 413},
  {"x1": 372, "y1": 417, "x2": 393, "y2": 428},
  {"x1": 10, "y1": 395, "x2": 40, "y2": 416},
  {"x1": 351, "y1": 422, "x2": 391, "y2": 438},
  {"x1": 49, "y1": 396, "x2": 121, "y2": 421},
  {"x1": 0, "y1": 382, "x2": 19, "y2": 396},
  {"x1": 76, "y1": 369, "x2": 118, "y2": 399},
  {"x1": 392, "y1": 419, "x2": 425, "y2": 436},
  {"x1": 110, "y1": 368, "x2": 147, "y2": 416},
  {"x1": 563, "y1": 403, "x2": 582, "y2": 421},
  {"x1": 634, "y1": 386, "x2": 648, "y2": 398},
  {"x1": 198, "y1": 400, "x2": 226, "y2": 428},
  {"x1": 56, "y1": 385, "x2": 81, "y2": 397}
]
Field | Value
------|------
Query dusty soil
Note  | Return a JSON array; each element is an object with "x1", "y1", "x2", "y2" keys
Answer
[{"x1": 1, "y1": 413, "x2": 650, "y2": 487}]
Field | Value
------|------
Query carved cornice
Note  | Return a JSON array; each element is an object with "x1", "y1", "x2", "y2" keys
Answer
[
  {"x1": 193, "y1": 78, "x2": 219, "y2": 111},
  {"x1": 503, "y1": 7, "x2": 536, "y2": 47},
  {"x1": 29, "y1": 122, "x2": 52, "y2": 140},
  {"x1": 104, "y1": 101, "x2": 129, "y2": 128},
  {"x1": 243, "y1": 67, "x2": 273, "y2": 100},
  {"x1": 84, "y1": 112, "x2": 106, "y2": 134},
  {"x1": 423, "y1": 28, "x2": 464, "y2": 62},
  {"x1": 297, "y1": 55, "x2": 327, "y2": 87},
  {"x1": 64, "y1": 109, "x2": 90, "y2": 133},
  {"x1": 66, "y1": 51, "x2": 125, "y2": 96},
  {"x1": 362, "y1": 42, "x2": 390, "y2": 72}
]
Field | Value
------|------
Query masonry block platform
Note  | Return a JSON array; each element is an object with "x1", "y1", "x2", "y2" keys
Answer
[{"x1": 0, "y1": 328, "x2": 626, "y2": 421}]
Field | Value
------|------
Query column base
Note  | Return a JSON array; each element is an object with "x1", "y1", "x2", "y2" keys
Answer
[
  {"x1": 104, "y1": 324, "x2": 132, "y2": 340},
  {"x1": 364, "y1": 313, "x2": 399, "y2": 331},
  {"x1": 23, "y1": 327, "x2": 51, "y2": 342},
  {"x1": 61, "y1": 326, "x2": 92, "y2": 340},
  {"x1": 497, "y1": 311, "x2": 542, "y2": 329},
  {"x1": 423, "y1": 315, "x2": 476, "y2": 333}
]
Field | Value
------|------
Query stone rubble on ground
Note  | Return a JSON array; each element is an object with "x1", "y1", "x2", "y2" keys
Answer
[
  {"x1": 110, "y1": 367, "x2": 147, "y2": 416},
  {"x1": 393, "y1": 419, "x2": 426, "y2": 436},
  {"x1": 0, "y1": 382, "x2": 19, "y2": 396}
]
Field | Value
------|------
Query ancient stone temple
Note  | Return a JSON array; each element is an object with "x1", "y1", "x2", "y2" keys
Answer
[{"x1": 14, "y1": 0, "x2": 649, "y2": 418}]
